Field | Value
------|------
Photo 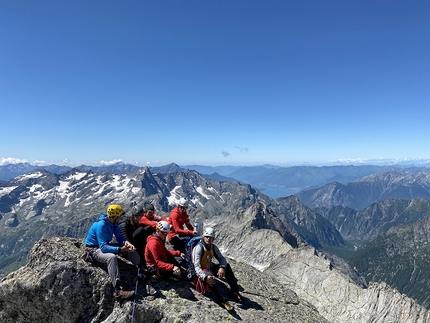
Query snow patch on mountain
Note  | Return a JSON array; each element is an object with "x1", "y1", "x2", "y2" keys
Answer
[
  {"x1": 196, "y1": 186, "x2": 215, "y2": 200},
  {"x1": 15, "y1": 172, "x2": 44, "y2": 180},
  {"x1": 67, "y1": 172, "x2": 87, "y2": 181},
  {"x1": 192, "y1": 197, "x2": 204, "y2": 207},
  {"x1": 0, "y1": 186, "x2": 17, "y2": 197},
  {"x1": 57, "y1": 181, "x2": 70, "y2": 197},
  {"x1": 167, "y1": 185, "x2": 183, "y2": 206}
]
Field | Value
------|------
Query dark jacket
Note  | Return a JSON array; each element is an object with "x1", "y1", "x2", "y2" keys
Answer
[{"x1": 119, "y1": 215, "x2": 137, "y2": 242}]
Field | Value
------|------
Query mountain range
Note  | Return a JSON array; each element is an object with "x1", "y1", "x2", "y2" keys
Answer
[
  {"x1": 0, "y1": 162, "x2": 418, "y2": 198},
  {"x1": 296, "y1": 168, "x2": 430, "y2": 210},
  {"x1": 2, "y1": 162, "x2": 430, "y2": 321},
  {"x1": 315, "y1": 197, "x2": 430, "y2": 242}
]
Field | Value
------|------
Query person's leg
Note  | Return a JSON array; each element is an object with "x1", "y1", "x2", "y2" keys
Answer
[
  {"x1": 126, "y1": 250, "x2": 140, "y2": 266},
  {"x1": 133, "y1": 226, "x2": 155, "y2": 267},
  {"x1": 209, "y1": 282, "x2": 225, "y2": 303},
  {"x1": 92, "y1": 249, "x2": 120, "y2": 288},
  {"x1": 168, "y1": 256, "x2": 188, "y2": 278},
  {"x1": 194, "y1": 276, "x2": 212, "y2": 294},
  {"x1": 178, "y1": 236, "x2": 191, "y2": 253},
  {"x1": 132, "y1": 227, "x2": 149, "y2": 255},
  {"x1": 170, "y1": 235, "x2": 192, "y2": 253},
  {"x1": 143, "y1": 225, "x2": 156, "y2": 235},
  {"x1": 211, "y1": 263, "x2": 239, "y2": 292},
  {"x1": 156, "y1": 268, "x2": 180, "y2": 280},
  {"x1": 224, "y1": 263, "x2": 239, "y2": 292},
  {"x1": 91, "y1": 249, "x2": 134, "y2": 299},
  {"x1": 169, "y1": 236, "x2": 183, "y2": 253},
  {"x1": 209, "y1": 282, "x2": 234, "y2": 310},
  {"x1": 211, "y1": 263, "x2": 241, "y2": 302}
]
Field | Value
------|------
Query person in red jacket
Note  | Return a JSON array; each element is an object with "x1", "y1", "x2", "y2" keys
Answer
[
  {"x1": 167, "y1": 198, "x2": 197, "y2": 253},
  {"x1": 138, "y1": 203, "x2": 168, "y2": 230},
  {"x1": 145, "y1": 220, "x2": 187, "y2": 280}
]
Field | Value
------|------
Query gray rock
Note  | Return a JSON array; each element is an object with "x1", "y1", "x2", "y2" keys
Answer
[
  {"x1": 207, "y1": 202, "x2": 430, "y2": 323},
  {"x1": 0, "y1": 237, "x2": 328, "y2": 323},
  {"x1": 4, "y1": 214, "x2": 18, "y2": 227}
]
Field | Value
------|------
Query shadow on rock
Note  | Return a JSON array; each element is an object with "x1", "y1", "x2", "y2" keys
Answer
[
  {"x1": 235, "y1": 294, "x2": 263, "y2": 311},
  {"x1": 143, "y1": 276, "x2": 199, "y2": 301}
]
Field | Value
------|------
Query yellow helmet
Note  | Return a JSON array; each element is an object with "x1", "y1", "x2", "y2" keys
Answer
[{"x1": 107, "y1": 204, "x2": 125, "y2": 218}]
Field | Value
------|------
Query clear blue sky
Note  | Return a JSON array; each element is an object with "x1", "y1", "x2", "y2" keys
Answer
[{"x1": 1, "y1": 1, "x2": 429, "y2": 167}]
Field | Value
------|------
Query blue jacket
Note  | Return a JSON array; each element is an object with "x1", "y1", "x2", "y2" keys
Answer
[{"x1": 85, "y1": 213, "x2": 126, "y2": 254}]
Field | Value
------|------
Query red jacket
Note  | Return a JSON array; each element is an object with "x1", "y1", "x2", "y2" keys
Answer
[
  {"x1": 167, "y1": 206, "x2": 194, "y2": 241},
  {"x1": 145, "y1": 234, "x2": 180, "y2": 271},
  {"x1": 138, "y1": 211, "x2": 168, "y2": 228}
]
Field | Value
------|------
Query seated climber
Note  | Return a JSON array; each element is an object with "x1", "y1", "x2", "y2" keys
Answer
[
  {"x1": 118, "y1": 203, "x2": 148, "y2": 269},
  {"x1": 138, "y1": 202, "x2": 168, "y2": 233},
  {"x1": 192, "y1": 227, "x2": 242, "y2": 311},
  {"x1": 85, "y1": 204, "x2": 137, "y2": 300},
  {"x1": 167, "y1": 198, "x2": 197, "y2": 253},
  {"x1": 145, "y1": 220, "x2": 187, "y2": 280}
]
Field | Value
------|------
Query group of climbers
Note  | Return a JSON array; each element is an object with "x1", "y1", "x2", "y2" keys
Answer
[{"x1": 84, "y1": 198, "x2": 241, "y2": 311}]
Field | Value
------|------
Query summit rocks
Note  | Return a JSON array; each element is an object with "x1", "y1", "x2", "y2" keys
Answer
[{"x1": 0, "y1": 237, "x2": 327, "y2": 323}]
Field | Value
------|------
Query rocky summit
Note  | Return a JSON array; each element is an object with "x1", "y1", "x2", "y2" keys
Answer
[{"x1": 0, "y1": 237, "x2": 328, "y2": 323}]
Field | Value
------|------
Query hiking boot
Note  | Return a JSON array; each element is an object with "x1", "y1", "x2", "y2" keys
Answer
[
  {"x1": 221, "y1": 301, "x2": 234, "y2": 311},
  {"x1": 230, "y1": 291, "x2": 242, "y2": 303},
  {"x1": 145, "y1": 284, "x2": 157, "y2": 296},
  {"x1": 114, "y1": 289, "x2": 135, "y2": 300}
]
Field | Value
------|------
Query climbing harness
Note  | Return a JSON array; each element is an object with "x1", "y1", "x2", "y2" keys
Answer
[{"x1": 82, "y1": 247, "x2": 96, "y2": 262}]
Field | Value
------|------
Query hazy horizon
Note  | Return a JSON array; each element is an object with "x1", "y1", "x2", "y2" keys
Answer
[{"x1": 1, "y1": 156, "x2": 430, "y2": 168}]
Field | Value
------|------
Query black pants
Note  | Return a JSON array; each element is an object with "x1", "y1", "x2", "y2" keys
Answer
[
  {"x1": 154, "y1": 256, "x2": 188, "y2": 279},
  {"x1": 209, "y1": 263, "x2": 239, "y2": 303},
  {"x1": 132, "y1": 226, "x2": 155, "y2": 264},
  {"x1": 169, "y1": 235, "x2": 192, "y2": 253}
]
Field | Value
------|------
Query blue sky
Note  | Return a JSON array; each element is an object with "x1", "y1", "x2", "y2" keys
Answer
[{"x1": 1, "y1": 1, "x2": 429, "y2": 167}]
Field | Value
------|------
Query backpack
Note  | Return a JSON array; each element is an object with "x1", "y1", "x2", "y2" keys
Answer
[{"x1": 185, "y1": 236, "x2": 203, "y2": 279}]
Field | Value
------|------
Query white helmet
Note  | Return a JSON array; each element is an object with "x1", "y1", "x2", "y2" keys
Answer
[
  {"x1": 157, "y1": 220, "x2": 171, "y2": 233},
  {"x1": 203, "y1": 227, "x2": 215, "y2": 238},
  {"x1": 178, "y1": 197, "x2": 188, "y2": 208}
]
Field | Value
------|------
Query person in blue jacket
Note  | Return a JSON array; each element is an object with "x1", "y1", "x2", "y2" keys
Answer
[{"x1": 85, "y1": 204, "x2": 137, "y2": 300}]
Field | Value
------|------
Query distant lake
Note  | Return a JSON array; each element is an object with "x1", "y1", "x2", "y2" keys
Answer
[{"x1": 258, "y1": 187, "x2": 295, "y2": 199}]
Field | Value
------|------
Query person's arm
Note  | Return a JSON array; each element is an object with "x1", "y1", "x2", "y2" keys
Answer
[
  {"x1": 212, "y1": 244, "x2": 227, "y2": 278},
  {"x1": 111, "y1": 223, "x2": 136, "y2": 252},
  {"x1": 151, "y1": 241, "x2": 174, "y2": 271},
  {"x1": 213, "y1": 244, "x2": 227, "y2": 267},
  {"x1": 118, "y1": 218, "x2": 130, "y2": 240},
  {"x1": 171, "y1": 213, "x2": 193, "y2": 235},
  {"x1": 114, "y1": 224, "x2": 126, "y2": 246},
  {"x1": 97, "y1": 223, "x2": 120, "y2": 254},
  {"x1": 138, "y1": 216, "x2": 157, "y2": 228},
  {"x1": 153, "y1": 214, "x2": 168, "y2": 222},
  {"x1": 184, "y1": 213, "x2": 194, "y2": 231},
  {"x1": 167, "y1": 249, "x2": 181, "y2": 257}
]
